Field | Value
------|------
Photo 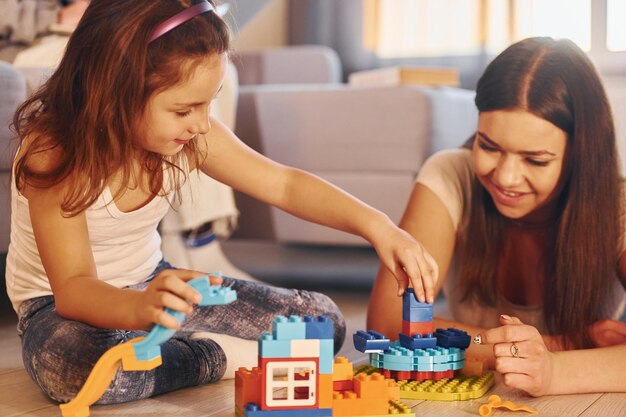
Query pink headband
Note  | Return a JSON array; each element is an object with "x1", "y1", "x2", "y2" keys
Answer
[{"x1": 149, "y1": 1, "x2": 215, "y2": 43}]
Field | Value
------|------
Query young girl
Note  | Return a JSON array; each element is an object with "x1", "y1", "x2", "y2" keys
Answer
[
  {"x1": 7, "y1": 0, "x2": 438, "y2": 404},
  {"x1": 368, "y1": 37, "x2": 626, "y2": 396}
]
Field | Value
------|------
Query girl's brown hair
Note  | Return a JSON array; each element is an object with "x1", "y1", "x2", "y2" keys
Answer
[
  {"x1": 13, "y1": 0, "x2": 230, "y2": 215},
  {"x1": 459, "y1": 37, "x2": 621, "y2": 349}
]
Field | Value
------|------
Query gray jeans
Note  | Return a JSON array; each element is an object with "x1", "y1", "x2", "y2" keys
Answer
[{"x1": 17, "y1": 260, "x2": 346, "y2": 404}]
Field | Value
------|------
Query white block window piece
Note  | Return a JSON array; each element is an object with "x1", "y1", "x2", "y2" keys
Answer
[{"x1": 266, "y1": 360, "x2": 317, "y2": 407}]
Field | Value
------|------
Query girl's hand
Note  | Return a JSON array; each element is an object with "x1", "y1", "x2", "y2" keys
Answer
[
  {"x1": 476, "y1": 315, "x2": 557, "y2": 397},
  {"x1": 589, "y1": 319, "x2": 626, "y2": 347},
  {"x1": 373, "y1": 224, "x2": 438, "y2": 303},
  {"x1": 135, "y1": 269, "x2": 223, "y2": 330}
]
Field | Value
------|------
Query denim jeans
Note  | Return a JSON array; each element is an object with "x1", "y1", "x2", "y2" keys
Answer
[{"x1": 17, "y1": 260, "x2": 346, "y2": 404}]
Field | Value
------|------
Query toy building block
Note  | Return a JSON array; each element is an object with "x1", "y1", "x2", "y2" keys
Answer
[
  {"x1": 387, "y1": 400, "x2": 415, "y2": 416},
  {"x1": 259, "y1": 334, "x2": 292, "y2": 358},
  {"x1": 291, "y1": 339, "x2": 321, "y2": 358},
  {"x1": 318, "y1": 373, "x2": 333, "y2": 408},
  {"x1": 273, "y1": 315, "x2": 307, "y2": 340},
  {"x1": 398, "y1": 332, "x2": 437, "y2": 350},
  {"x1": 433, "y1": 328, "x2": 471, "y2": 349},
  {"x1": 353, "y1": 373, "x2": 398, "y2": 400},
  {"x1": 353, "y1": 330, "x2": 391, "y2": 353},
  {"x1": 235, "y1": 367, "x2": 262, "y2": 410},
  {"x1": 396, "y1": 372, "x2": 495, "y2": 401},
  {"x1": 61, "y1": 276, "x2": 236, "y2": 417},
  {"x1": 478, "y1": 394, "x2": 538, "y2": 416},
  {"x1": 304, "y1": 315, "x2": 334, "y2": 340},
  {"x1": 319, "y1": 339, "x2": 334, "y2": 374},
  {"x1": 401, "y1": 320, "x2": 434, "y2": 338},
  {"x1": 332, "y1": 356, "x2": 354, "y2": 381},
  {"x1": 240, "y1": 403, "x2": 333, "y2": 417},
  {"x1": 259, "y1": 357, "x2": 320, "y2": 410},
  {"x1": 331, "y1": 391, "x2": 389, "y2": 416},
  {"x1": 402, "y1": 289, "x2": 433, "y2": 322},
  {"x1": 460, "y1": 356, "x2": 487, "y2": 377}
]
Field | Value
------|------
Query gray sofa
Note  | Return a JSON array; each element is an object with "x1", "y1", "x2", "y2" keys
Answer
[
  {"x1": 0, "y1": 46, "x2": 479, "y2": 256},
  {"x1": 232, "y1": 46, "x2": 478, "y2": 245},
  {"x1": 1, "y1": 61, "x2": 27, "y2": 255}
]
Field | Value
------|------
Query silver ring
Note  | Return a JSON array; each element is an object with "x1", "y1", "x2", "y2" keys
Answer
[{"x1": 510, "y1": 342, "x2": 520, "y2": 358}]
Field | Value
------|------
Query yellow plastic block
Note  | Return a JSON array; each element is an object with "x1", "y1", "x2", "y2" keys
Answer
[
  {"x1": 333, "y1": 356, "x2": 354, "y2": 381},
  {"x1": 397, "y1": 372, "x2": 495, "y2": 401},
  {"x1": 388, "y1": 399, "x2": 414, "y2": 415},
  {"x1": 479, "y1": 394, "x2": 538, "y2": 416}
]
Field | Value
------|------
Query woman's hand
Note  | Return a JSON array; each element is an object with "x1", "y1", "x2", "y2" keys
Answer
[
  {"x1": 476, "y1": 315, "x2": 557, "y2": 397},
  {"x1": 372, "y1": 224, "x2": 438, "y2": 303},
  {"x1": 134, "y1": 269, "x2": 223, "y2": 330}
]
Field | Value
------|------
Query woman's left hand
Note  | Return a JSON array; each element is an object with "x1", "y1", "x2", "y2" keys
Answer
[
  {"x1": 476, "y1": 315, "x2": 557, "y2": 397},
  {"x1": 372, "y1": 224, "x2": 438, "y2": 304}
]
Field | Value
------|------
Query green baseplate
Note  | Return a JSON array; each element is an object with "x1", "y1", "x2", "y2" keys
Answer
[{"x1": 355, "y1": 365, "x2": 495, "y2": 401}]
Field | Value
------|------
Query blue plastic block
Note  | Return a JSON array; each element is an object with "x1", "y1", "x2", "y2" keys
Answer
[
  {"x1": 319, "y1": 339, "x2": 334, "y2": 374},
  {"x1": 353, "y1": 330, "x2": 391, "y2": 353},
  {"x1": 304, "y1": 315, "x2": 334, "y2": 340},
  {"x1": 133, "y1": 277, "x2": 236, "y2": 361},
  {"x1": 434, "y1": 328, "x2": 471, "y2": 349},
  {"x1": 402, "y1": 307, "x2": 433, "y2": 323},
  {"x1": 243, "y1": 403, "x2": 333, "y2": 417},
  {"x1": 399, "y1": 332, "x2": 437, "y2": 349},
  {"x1": 272, "y1": 315, "x2": 307, "y2": 340},
  {"x1": 197, "y1": 283, "x2": 237, "y2": 306},
  {"x1": 450, "y1": 359, "x2": 465, "y2": 371},
  {"x1": 258, "y1": 333, "x2": 292, "y2": 358}
]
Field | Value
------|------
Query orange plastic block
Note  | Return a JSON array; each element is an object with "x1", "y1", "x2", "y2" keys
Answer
[
  {"x1": 460, "y1": 356, "x2": 486, "y2": 377},
  {"x1": 235, "y1": 367, "x2": 262, "y2": 410},
  {"x1": 353, "y1": 373, "x2": 388, "y2": 399},
  {"x1": 333, "y1": 356, "x2": 354, "y2": 381},
  {"x1": 331, "y1": 391, "x2": 388, "y2": 416},
  {"x1": 479, "y1": 394, "x2": 538, "y2": 416},
  {"x1": 60, "y1": 337, "x2": 159, "y2": 417},
  {"x1": 319, "y1": 373, "x2": 334, "y2": 408}
]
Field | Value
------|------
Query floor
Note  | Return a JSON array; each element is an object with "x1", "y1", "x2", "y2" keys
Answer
[
  {"x1": 2, "y1": 241, "x2": 624, "y2": 416},
  {"x1": 0, "y1": 240, "x2": 380, "y2": 417}
]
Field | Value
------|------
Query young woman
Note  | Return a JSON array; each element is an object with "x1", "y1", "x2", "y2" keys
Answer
[
  {"x1": 7, "y1": 0, "x2": 437, "y2": 404},
  {"x1": 367, "y1": 37, "x2": 626, "y2": 396}
]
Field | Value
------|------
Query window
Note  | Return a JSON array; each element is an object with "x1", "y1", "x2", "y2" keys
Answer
[
  {"x1": 363, "y1": 0, "x2": 625, "y2": 72},
  {"x1": 607, "y1": 0, "x2": 626, "y2": 51},
  {"x1": 265, "y1": 361, "x2": 317, "y2": 407}
]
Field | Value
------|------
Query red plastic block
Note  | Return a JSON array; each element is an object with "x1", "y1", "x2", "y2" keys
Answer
[
  {"x1": 402, "y1": 320, "x2": 433, "y2": 336},
  {"x1": 235, "y1": 367, "x2": 262, "y2": 410}
]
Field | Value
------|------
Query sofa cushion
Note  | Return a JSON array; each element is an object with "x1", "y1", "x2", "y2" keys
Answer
[{"x1": 0, "y1": 62, "x2": 27, "y2": 253}]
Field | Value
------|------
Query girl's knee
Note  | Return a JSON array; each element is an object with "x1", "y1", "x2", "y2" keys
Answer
[{"x1": 305, "y1": 290, "x2": 347, "y2": 354}]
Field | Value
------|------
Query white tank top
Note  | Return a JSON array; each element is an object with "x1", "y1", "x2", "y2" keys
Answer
[{"x1": 6, "y1": 169, "x2": 175, "y2": 313}]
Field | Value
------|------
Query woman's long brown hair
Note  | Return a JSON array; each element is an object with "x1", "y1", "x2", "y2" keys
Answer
[
  {"x1": 12, "y1": 0, "x2": 230, "y2": 216},
  {"x1": 459, "y1": 37, "x2": 621, "y2": 349}
]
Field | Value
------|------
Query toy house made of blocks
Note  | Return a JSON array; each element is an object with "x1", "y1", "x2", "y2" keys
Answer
[{"x1": 235, "y1": 315, "x2": 415, "y2": 417}]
